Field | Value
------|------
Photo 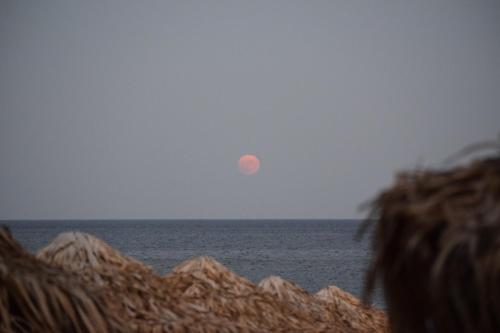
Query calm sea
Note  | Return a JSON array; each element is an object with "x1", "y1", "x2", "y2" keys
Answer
[{"x1": 5, "y1": 219, "x2": 383, "y2": 306}]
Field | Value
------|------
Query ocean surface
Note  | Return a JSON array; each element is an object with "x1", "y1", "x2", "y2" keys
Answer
[{"x1": 5, "y1": 219, "x2": 383, "y2": 306}]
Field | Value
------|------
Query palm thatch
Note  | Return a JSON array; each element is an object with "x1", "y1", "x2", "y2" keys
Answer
[
  {"x1": 5, "y1": 228, "x2": 389, "y2": 332},
  {"x1": 315, "y1": 285, "x2": 387, "y2": 332},
  {"x1": 0, "y1": 227, "x2": 126, "y2": 333},
  {"x1": 163, "y1": 257, "x2": 323, "y2": 332},
  {"x1": 257, "y1": 276, "x2": 387, "y2": 332},
  {"x1": 363, "y1": 156, "x2": 500, "y2": 333},
  {"x1": 259, "y1": 276, "x2": 314, "y2": 312},
  {"x1": 168, "y1": 256, "x2": 255, "y2": 297},
  {"x1": 37, "y1": 232, "x2": 149, "y2": 272},
  {"x1": 164, "y1": 257, "x2": 388, "y2": 332},
  {"x1": 36, "y1": 232, "x2": 244, "y2": 332}
]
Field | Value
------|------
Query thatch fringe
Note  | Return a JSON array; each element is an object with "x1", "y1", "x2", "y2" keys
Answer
[{"x1": 363, "y1": 156, "x2": 500, "y2": 333}]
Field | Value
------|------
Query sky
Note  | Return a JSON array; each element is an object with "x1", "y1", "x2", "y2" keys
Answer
[{"x1": 1, "y1": 0, "x2": 499, "y2": 219}]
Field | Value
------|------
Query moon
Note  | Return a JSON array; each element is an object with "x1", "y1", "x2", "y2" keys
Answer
[{"x1": 238, "y1": 154, "x2": 260, "y2": 175}]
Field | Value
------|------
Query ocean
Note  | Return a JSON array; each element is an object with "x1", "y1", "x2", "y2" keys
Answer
[{"x1": 5, "y1": 219, "x2": 383, "y2": 306}]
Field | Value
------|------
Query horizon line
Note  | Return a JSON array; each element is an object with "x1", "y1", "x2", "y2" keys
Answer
[{"x1": 0, "y1": 217, "x2": 365, "y2": 222}]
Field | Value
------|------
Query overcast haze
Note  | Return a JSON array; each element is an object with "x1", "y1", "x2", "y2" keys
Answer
[{"x1": 1, "y1": 1, "x2": 499, "y2": 219}]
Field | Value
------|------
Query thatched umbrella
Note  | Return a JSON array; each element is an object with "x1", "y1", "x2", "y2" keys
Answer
[
  {"x1": 166, "y1": 256, "x2": 388, "y2": 332},
  {"x1": 37, "y1": 232, "x2": 246, "y2": 333},
  {"x1": 38, "y1": 235, "x2": 322, "y2": 332},
  {"x1": 315, "y1": 285, "x2": 387, "y2": 333},
  {"x1": 17, "y1": 229, "x2": 390, "y2": 332},
  {"x1": 363, "y1": 156, "x2": 500, "y2": 333},
  {"x1": 258, "y1": 275, "x2": 387, "y2": 333},
  {"x1": 163, "y1": 256, "x2": 324, "y2": 332},
  {"x1": 259, "y1": 276, "x2": 316, "y2": 314},
  {"x1": 0, "y1": 227, "x2": 126, "y2": 333},
  {"x1": 37, "y1": 232, "x2": 149, "y2": 272}
]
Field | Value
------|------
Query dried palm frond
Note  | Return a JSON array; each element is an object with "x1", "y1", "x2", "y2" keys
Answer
[
  {"x1": 363, "y1": 156, "x2": 500, "y2": 333},
  {"x1": 442, "y1": 133, "x2": 500, "y2": 165}
]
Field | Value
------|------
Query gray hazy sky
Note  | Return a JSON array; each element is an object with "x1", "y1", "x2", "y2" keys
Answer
[{"x1": 1, "y1": 1, "x2": 499, "y2": 219}]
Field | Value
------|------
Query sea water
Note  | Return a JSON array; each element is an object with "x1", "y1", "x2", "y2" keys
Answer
[{"x1": 6, "y1": 219, "x2": 383, "y2": 306}]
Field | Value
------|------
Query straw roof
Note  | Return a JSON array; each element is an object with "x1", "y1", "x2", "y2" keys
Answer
[
  {"x1": 0, "y1": 227, "x2": 126, "y2": 333},
  {"x1": 363, "y1": 156, "x2": 500, "y2": 333},
  {"x1": 257, "y1": 276, "x2": 387, "y2": 333},
  {"x1": 163, "y1": 257, "x2": 323, "y2": 332},
  {"x1": 259, "y1": 276, "x2": 313, "y2": 310},
  {"x1": 4, "y1": 228, "x2": 389, "y2": 332},
  {"x1": 168, "y1": 256, "x2": 255, "y2": 296},
  {"x1": 259, "y1": 276, "x2": 337, "y2": 323},
  {"x1": 36, "y1": 232, "x2": 244, "y2": 332},
  {"x1": 37, "y1": 232, "x2": 149, "y2": 272},
  {"x1": 315, "y1": 285, "x2": 388, "y2": 332}
]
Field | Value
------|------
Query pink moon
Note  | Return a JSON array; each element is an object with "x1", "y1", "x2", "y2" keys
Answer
[{"x1": 238, "y1": 154, "x2": 260, "y2": 175}]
